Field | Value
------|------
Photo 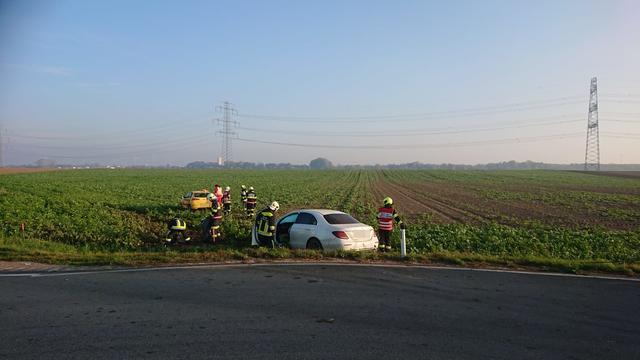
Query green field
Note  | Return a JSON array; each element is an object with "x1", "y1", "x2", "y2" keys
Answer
[{"x1": 1, "y1": 169, "x2": 639, "y2": 273}]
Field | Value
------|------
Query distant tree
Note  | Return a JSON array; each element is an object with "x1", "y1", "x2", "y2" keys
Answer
[
  {"x1": 309, "y1": 157, "x2": 333, "y2": 169},
  {"x1": 186, "y1": 161, "x2": 212, "y2": 168}
]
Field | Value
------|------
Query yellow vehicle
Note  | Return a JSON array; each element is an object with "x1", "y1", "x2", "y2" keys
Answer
[{"x1": 180, "y1": 190, "x2": 213, "y2": 210}]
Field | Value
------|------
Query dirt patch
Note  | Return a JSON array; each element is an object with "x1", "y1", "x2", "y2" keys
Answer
[
  {"x1": 572, "y1": 171, "x2": 640, "y2": 180},
  {"x1": 0, "y1": 167, "x2": 60, "y2": 175}
]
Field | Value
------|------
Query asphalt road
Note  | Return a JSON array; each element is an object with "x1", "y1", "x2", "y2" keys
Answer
[{"x1": 1, "y1": 264, "x2": 639, "y2": 359}]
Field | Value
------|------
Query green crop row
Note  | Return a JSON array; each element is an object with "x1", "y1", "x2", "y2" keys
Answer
[{"x1": 398, "y1": 222, "x2": 640, "y2": 263}]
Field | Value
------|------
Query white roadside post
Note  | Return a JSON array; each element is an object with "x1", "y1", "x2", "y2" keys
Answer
[
  {"x1": 251, "y1": 226, "x2": 258, "y2": 246},
  {"x1": 400, "y1": 229, "x2": 407, "y2": 258}
]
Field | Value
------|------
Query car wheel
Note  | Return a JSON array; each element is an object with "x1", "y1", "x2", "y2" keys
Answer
[{"x1": 306, "y1": 238, "x2": 323, "y2": 250}]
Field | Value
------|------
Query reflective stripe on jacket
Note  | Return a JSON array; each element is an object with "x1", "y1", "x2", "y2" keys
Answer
[
  {"x1": 211, "y1": 207, "x2": 223, "y2": 225},
  {"x1": 378, "y1": 207, "x2": 397, "y2": 231},
  {"x1": 256, "y1": 210, "x2": 275, "y2": 236},
  {"x1": 169, "y1": 219, "x2": 186, "y2": 231}
]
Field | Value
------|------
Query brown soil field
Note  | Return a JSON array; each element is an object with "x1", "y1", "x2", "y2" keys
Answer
[
  {"x1": 373, "y1": 172, "x2": 640, "y2": 231},
  {"x1": 573, "y1": 171, "x2": 640, "y2": 180},
  {"x1": 372, "y1": 179, "x2": 488, "y2": 225}
]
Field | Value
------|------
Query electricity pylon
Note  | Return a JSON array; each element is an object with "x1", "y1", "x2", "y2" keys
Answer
[
  {"x1": 584, "y1": 77, "x2": 600, "y2": 171},
  {"x1": 216, "y1": 101, "x2": 238, "y2": 166}
]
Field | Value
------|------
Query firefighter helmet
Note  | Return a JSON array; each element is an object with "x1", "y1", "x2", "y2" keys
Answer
[
  {"x1": 241, "y1": 185, "x2": 246, "y2": 189},
  {"x1": 207, "y1": 193, "x2": 215, "y2": 202},
  {"x1": 383, "y1": 197, "x2": 393, "y2": 206},
  {"x1": 225, "y1": 186, "x2": 230, "y2": 192},
  {"x1": 269, "y1": 201, "x2": 280, "y2": 211},
  {"x1": 249, "y1": 186, "x2": 254, "y2": 191}
]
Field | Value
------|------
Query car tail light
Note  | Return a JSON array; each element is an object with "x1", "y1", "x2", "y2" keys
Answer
[{"x1": 332, "y1": 231, "x2": 349, "y2": 240}]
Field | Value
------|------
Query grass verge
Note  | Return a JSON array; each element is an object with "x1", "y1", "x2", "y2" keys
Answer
[{"x1": 1, "y1": 237, "x2": 638, "y2": 277}]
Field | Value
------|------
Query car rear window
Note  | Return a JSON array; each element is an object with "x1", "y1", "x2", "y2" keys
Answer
[
  {"x1": 323, "y1": 213, "x2": 360, "y2": 224},
  {"x1": 194, "y1": 193, "x2": 208, "y2": 198}
]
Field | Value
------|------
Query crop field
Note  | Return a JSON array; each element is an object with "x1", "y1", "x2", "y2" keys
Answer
[{"x1": 1, "y1": 169, "x2": 639, "y2": 268}]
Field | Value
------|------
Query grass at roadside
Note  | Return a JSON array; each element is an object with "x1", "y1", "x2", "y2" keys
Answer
[{"x1": 2, "y1": 237, "x2": 638, "y2": 277}]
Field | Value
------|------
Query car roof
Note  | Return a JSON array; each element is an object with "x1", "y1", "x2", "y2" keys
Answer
[{"x1": 294, "y1": 209, "x2": 348, "y2": 216}]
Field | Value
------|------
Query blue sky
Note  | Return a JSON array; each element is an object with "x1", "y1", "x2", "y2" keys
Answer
[{"x1": 1, "y1": 0, "x2": 639, "y2": 166}]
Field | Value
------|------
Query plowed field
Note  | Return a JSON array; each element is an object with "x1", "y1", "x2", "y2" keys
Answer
[{"x1": 373, "y1": 170, "x2": 640, "y2": 231}]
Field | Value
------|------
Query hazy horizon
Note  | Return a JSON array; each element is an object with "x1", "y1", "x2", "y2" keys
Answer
[{"x1": 1, "y1": 0, "x2": 639, "y2": 166}]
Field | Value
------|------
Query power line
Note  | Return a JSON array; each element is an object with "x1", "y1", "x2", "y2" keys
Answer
[
  {"x1": 8, "y1": 114, "x2": 588, "y2": 162},
  {"x1": 10, "y1": 113, "x2": 590, "y2": 151},
  {"x1": 599, "y1": 99, "x2": 640, "y2": 104},
  {"x1": 602, "y1": 119, "x2": 640, "y2": 123},
  {"x1": 6, "y1": 90, "x2": 638, "y2": 164},
  {"x1": 602, "y1": 131, "x2": 640, "y2": 137},
  {"x1": 235, "y1": 132, "x2": 584, "y2": 150},
  {"x1": 604, "y1": 112, "x2": 640, "y2": 117},
  {"x1": 602, "y1": 135, "x2": 640, "y2": 140},
  {"x1": 600, "y1": 93, "x2": 640, "y2": 98},
  {"x1": 237, "y1": 97, "x2": 586, "y2": 123},
  {"x1": 237, "y1": 118, "x2": 584, "y2": 138},
  {"x1": 11, "y1": 134, "x2": 211, "y2": 151},
  {"x1": 12, "y1": 114, "x2": 627, "y2": 143},
  {"x1": 8, "y1": 119, "x2": 210, "y2": 142},
  {"x1": 8, "y1": 116, "x2": 591, "y2": 159},
  {"x1": 10, "y1": 135, "x2": 211, "y2": 159}
]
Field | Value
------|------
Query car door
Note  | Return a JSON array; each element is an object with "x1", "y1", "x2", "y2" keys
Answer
[
  {"x1": 181, "y1": 192, "x2": 192, "y2": 207},
  {"x1": 289, "y1": 212, "x2": 318, "y2": 248},
  {"x1": 276, "y1": 212, "x2": 298, "y2": 246}
]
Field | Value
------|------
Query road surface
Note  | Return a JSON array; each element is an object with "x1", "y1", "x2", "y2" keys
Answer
[{"x1": 1, "y1": 264, "x2": 639, "y2": 359}]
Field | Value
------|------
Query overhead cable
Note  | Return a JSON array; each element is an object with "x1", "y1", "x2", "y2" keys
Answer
[
  {"x1": 237, "y1": 97, "x2": 586, "y2": 123},
  {"x1": 9, "y1": 137, "x2": 211, "y2": 159},
  {"x1": 235, "y1": 132, "x2": 585, "y2": 150},
  {"x1": 237, "y1": 118, "x2": 584, "y2": 138}
]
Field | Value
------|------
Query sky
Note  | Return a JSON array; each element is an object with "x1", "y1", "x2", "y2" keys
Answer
[{"x1": 0, "y1": 0, "x2": 639, "y2": 166}]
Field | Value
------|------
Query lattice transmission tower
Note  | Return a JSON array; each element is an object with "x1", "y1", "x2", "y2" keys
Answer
[
  {"x1": 216, "y1": 101, "x2": 238, "y2": 166},
  {"x1": 584, "y1": 77, "x2": 600, "y2": 171}
]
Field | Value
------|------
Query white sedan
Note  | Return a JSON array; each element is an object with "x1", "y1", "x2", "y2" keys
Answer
[{"x1": 273, "y1": 209, "x2": 378, "y2": 251}]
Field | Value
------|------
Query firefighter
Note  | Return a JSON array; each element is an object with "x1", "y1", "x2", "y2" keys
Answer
[
  {"x1": 377, "y1": 197, "x2": 405, "y2": 252},
  {"x1": 213, "y1": 184, "x2": 223, "y2": 205},
  {"x1": 245, "y1": 186, "x2": 257, "y2": 218},
  {"x1": 165, "y1": 217, "x2": 190, "y2": 244},
  {"x1": 240, "y1": 185, "x2": 248, "y2": 206},
  {"x1": 203, "y1": 193, "x2": 223, "y2": 243},
  {"x1": 222, "y1": 186, "x2": 232, "y2": 214},
  {"x1": 254, "y1": 201, "x2": 280, "y2": 247}
]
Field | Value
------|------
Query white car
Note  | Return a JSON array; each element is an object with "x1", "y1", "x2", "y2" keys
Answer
[{"x1": 273, "y1": 209, "x2": 378, "y2": 251}]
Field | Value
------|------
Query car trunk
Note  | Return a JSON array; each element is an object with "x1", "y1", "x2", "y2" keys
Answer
[{"x1": 337, "y1": 224, "x2": 374, "y2": 242}]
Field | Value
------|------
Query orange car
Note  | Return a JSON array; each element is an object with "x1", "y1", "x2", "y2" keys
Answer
[{"x1": 180, "y1": 190, "x2": 213, "y2": 210}]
